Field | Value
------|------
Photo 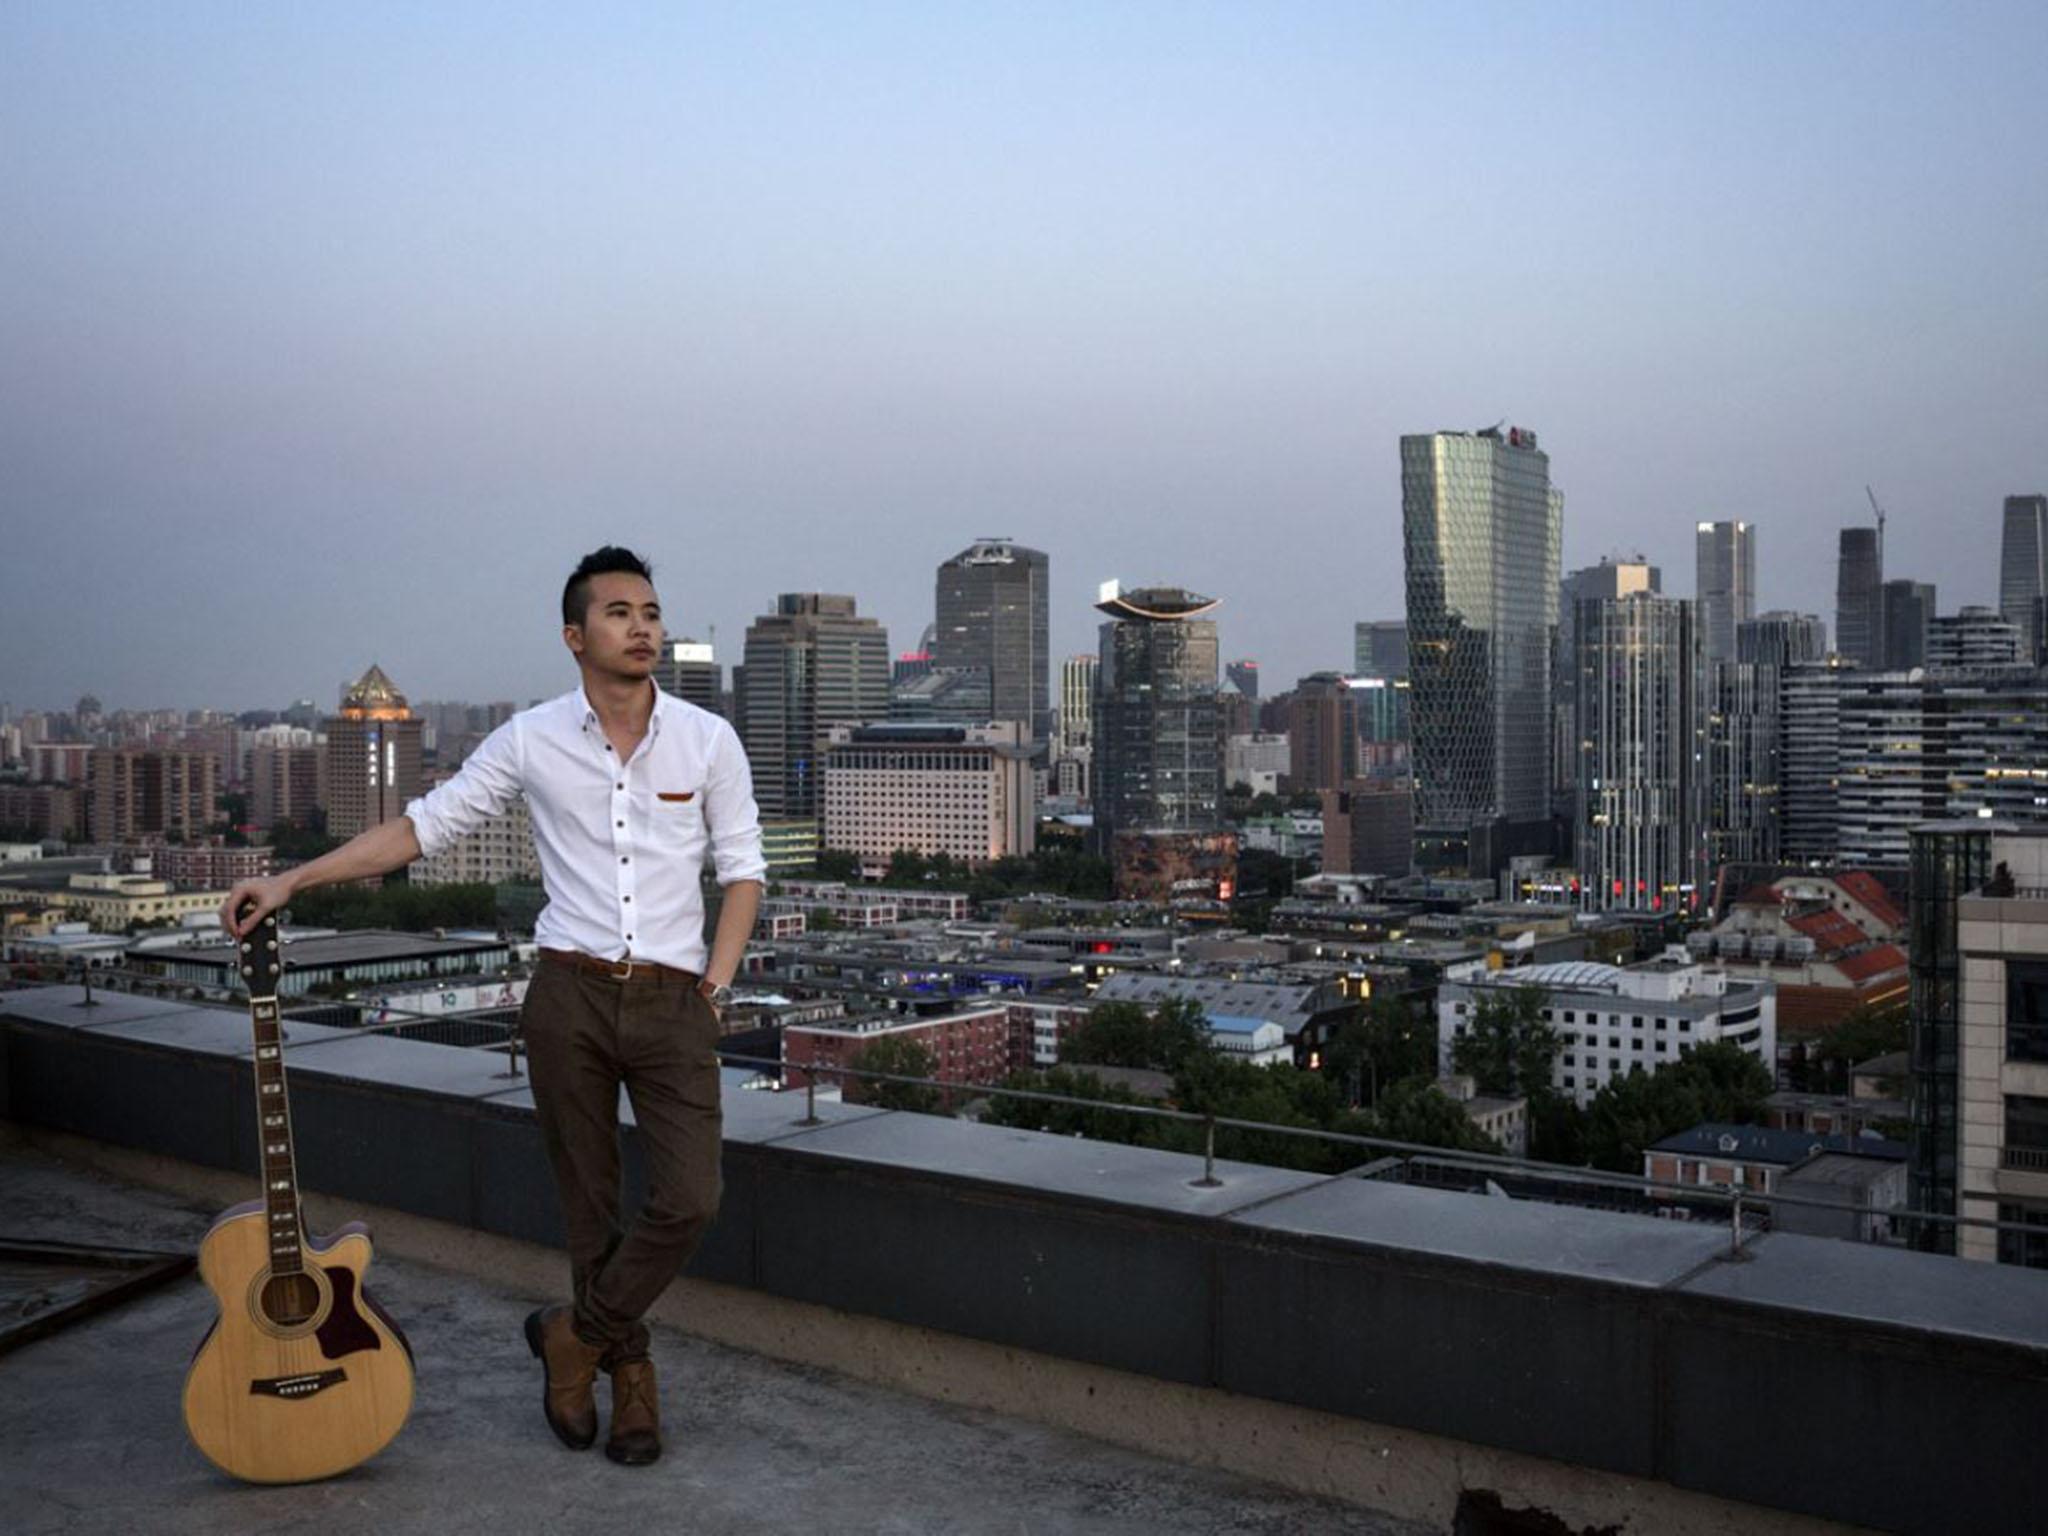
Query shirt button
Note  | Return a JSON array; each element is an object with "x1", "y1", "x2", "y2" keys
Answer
[
  {"x1": 621, "y1": 856, "x2": 629, "y2": 864},
  {"x1": 623, "y1": 895, "x2": 632, "y2": 903},
  {"x1": 616, "y1": 821, "x2": 624, "y2": 828},
  {"x1": 615, "y1": 782, "x2": 624, "y2": 790}
]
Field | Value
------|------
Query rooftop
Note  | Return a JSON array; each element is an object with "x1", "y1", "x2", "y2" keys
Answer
[{"x1": 0, "y1": 1141, "x2": 1394, "y2": 1536}]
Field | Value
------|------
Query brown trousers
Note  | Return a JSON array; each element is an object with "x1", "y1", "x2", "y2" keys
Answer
[{"x1": 518, "y1": 961, "x2": 724, "y2": 1358}]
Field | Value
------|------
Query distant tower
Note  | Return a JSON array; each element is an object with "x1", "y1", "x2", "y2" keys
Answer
[
  {"x1": 323, "y1": 664, "x2": 423, "y2": 841},
  {"x1": 933, "y1": 540, "x2": 1051, "y2": 740},
  {"x1": 1695, "y1": 521, "x2": 1756, "y2": 664},
  {"x1": 1835, "y1": 527, "x2": 1885, "y2": 670},
  {"x1": 1091, "y1": 583, "x2": 1221, "y2": 843},
  {"x1": 739, "y1": 596, "x2": 890, "y2": 820},
  {"x1": 2000, "y1": 495, "x2": 2048, "y2": 661},
  {"x1": 1402, "y1": 425, "x2": 1563, "y2": 874}
]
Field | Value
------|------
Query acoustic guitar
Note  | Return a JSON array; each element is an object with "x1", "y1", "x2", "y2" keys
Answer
[{"x1": 182, "y1": 911, "x2": 415, "y2": 1482}]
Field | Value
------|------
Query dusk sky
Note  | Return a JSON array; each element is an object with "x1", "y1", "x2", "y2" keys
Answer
[{"x1": 3, "y1": 2, "x2": 2045, "y2": 713}]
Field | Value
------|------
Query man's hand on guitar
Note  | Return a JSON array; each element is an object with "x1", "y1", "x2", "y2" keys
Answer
[{"x1": 220, "y1": 876, "x2": 293, "y2": 939}]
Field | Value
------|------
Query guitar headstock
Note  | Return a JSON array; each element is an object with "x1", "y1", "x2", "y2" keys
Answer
[{"x1": 237, "y1": 911, "x2": 284, "y2": 1001}]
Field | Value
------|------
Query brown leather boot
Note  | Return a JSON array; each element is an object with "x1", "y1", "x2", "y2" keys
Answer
[
  {"x1": 605, "y1": 1355, "x2": 661, "y2": 1466},
  {"x1": 524, "y1": 1306, "x2": 604, "y2": 1450}
]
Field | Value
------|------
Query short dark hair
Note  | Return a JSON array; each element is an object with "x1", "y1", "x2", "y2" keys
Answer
[{"x1": 562, "y1": 546, "x2": 655, "y2": 627}]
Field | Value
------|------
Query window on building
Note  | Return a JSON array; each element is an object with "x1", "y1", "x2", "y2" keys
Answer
[{"x1": 2007, "y1": 962, "x2": 2048, "y2": 1064}]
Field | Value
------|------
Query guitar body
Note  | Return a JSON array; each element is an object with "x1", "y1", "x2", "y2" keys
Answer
[{"x1": 182, "y1": 1201, "x2": 415, "y2": 1483}]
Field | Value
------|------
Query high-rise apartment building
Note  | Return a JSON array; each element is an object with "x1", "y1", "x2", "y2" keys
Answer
[
  {"x1": 1353, "y1": 621, "x2": 1409, "y2": 680},
  {"x1": 1402, "y1": 425, "x2": 1562, "y2": 872},
  {"x1": 1999, "y1": 495, "x2": 2048, "y2": 659},
  {"x1": 1779, "y1": 659, "x2": 1856, "y2": 865},
  {"x1": 86, "y1": 748, "x2": 220, "y2": 844},
  {"x1": 1091, "y1": 583, "x2": 1221, "y2": 843},
  {"x1": 1288, "y1": 673, "x2": 1361, "y2": 794},
  {"x1": 248, "y1": 743, "x2": 323, "y2": 830},
  {"x1": 1574, "y1": 593, "x2": 1706, "y2": 911},
  {"x1": 1835, "y1": 527, "x2": 1885, "y2": 671},
  {"x1": 933, "y1": 539, "x2": 1050, "y2": 740},
  {"x1": 738, "y1": 595, "x2": 890, "y2": 821},
  {"x1": 321, "y1": 665, "x2": 424, "y2": 842},
  {"x1": 1881, "y1": 581, "x2": 1937, "y2": 672},
  {"x1": 1695, "y1": 521, "x2": 1756, "y2": 664}
]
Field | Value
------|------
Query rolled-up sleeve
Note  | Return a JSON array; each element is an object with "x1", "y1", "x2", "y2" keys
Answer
[
  {"x1": 703, "y1": 717, "x2": 766, "y2": 886},
  {"x1": 403, "y1": 718, "x2": 523, "y2": 860}
]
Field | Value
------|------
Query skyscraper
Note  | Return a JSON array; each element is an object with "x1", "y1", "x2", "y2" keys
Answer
[
  {"x1": 933, "y1": 539, "x2": 1050, "y2": 740},
  {"x1": 1881, "y1": 581, "x2": 1937, "y2": 672},
  {"x1": 1779, "y1": 657, "x2": 1856, "y2": 865},
  {"x1": 1091, "y1": 583, "x2": 1221, "y2": 842},
  {"x1": 1353, "y1": 621, "x2": 1409, "y2": 680},
  {"x1": 1695, "y1": 521, "x2": 1756, "y2": 664},
  {"x1": 1287, "y1": 673, "x2": 1362, "y2": 794},
  {"x1": 1574, "y1": 593, "x2": 1706, "y2": 911},
  {"x1": 1738, "y1": 611, "x2": 1828, "y2": 668},
  {"x1": 1835, "y1": 527, "x2": 1885, "y2": 670},
  {"x1": 1926, "y1": 606, "x2": 2024, "y2": 670},
  {"x1": 323, "y1": 664, "x2": 423, "y2": 841},
  {"x1": 739, "y1": 595, "x2": 890, "y2": 820},
  {"x1": 1402, "y1": 425, "x2": 1562, "y2": 873},
  {"x1": 1554, "y1": 557, "x2": 1659, "y2": 819},
  {"x1": 1999, "y1": 495, "x2": 2047, "y2": 658}
]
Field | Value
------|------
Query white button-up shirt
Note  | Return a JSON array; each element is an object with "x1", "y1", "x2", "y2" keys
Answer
[{"x1": 404, "y1": 684, "x2": 766, "y2": 974}]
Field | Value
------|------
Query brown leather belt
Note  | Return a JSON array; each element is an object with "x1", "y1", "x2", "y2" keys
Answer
[{"x1": 539, "y1": 948, "x2": 702, "y2": 987}]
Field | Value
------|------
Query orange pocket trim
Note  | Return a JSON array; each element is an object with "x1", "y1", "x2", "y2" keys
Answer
[{"x1": 657, "y1": 791, "x2": 697, "y2": 803}]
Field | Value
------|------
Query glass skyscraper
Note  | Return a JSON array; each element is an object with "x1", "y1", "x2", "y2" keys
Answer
[
  {"x1": 1091, "y1": 584, "x2": 1221, "y2": 841},
  {"x1": 1695, "y1": 520, "x2": 1755, "y2": 664},
  {"x1": 1401, "y1": 426, "x2": 1562, "y2": 870},
  {"x1": 1999, "y1": 495, "x2": 2047, "y2": 658},
  {"x1": 738, "y1": 594, "x2": 890, "y2": 820},
  {"x1": 1835, "y1": 526, "x2": 1885, "y2": 670},
  {"x1": 933, "y1": 539, "x2": 1050, "y2": 741}
]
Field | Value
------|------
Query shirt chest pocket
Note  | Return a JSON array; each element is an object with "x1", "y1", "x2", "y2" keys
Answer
[{"x1": 649, "y1": 788, "x2": 706, "y2": 847}]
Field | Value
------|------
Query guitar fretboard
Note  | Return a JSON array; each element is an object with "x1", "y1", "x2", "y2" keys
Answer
[{"x1": 249, "y1": 996, "x2": 305, "y2": 1276}]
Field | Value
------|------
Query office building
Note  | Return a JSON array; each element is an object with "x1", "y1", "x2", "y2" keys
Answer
[
  {"x1": 1353, "y1": 621, "x2": 1409, "y2": 680},
  {"x1": 1738, "y1": 611, "x2": 1828, "y2": 668},
  {"x1": 1402, "y1": 425, "x2": 1562, "y2": 872},
  {"x1": 1225, "y1": 659, "x2": 1262, "y2": 698},
  {"x1": 322, "y1": 666, "x2": 424, "y2": 842},
  {"x1": 821, "y1": 722, "x2": 1035, "y2": 867},
  {"x1": 1555, "y1": 557, "x2": 1659, "y2": 819},
  {"x1": 1090, "y1": 582, "x2": 1222, "y2": 845},
  {"x1": 1320, "y1": 778, "x2": 1413, "y2": 880},
  {"x1": 1695, "y1": 521, "x2": 1755, "y2": 664},
  {"x1": 1835, "y1": 527, "x2": 1884, "y2": 671},
  {"x1": 1879, "y1": 581, "x2": 1936, "y2": 672},
  {"x1": 1999, "y1": 495, "x2": 2048, "y2": 658},
  {"x1": 1053, "y1": 654, "x2": 1096, "y2": 802},
  {"x1": 1437, "y1": 954, "x2": 1775, "y2": 1111},
  {"x1": 1926, "y1": 607, "x2": 2025, "y2": 670},
  {"x1": 738, "y1": 595, "x2": 890, "y2": 821},
  {"x1": 660, "y1": 638, "x2": 723, "y2": 715},
  {"x1": 933, "y1": 540, "x2": 1050, "y2": 740},
  {"x1": 248, "y1": 743, "x2": 323, "y2": 830},
  {"x1": 1574, "y1": 593, "x2": 1706, "y2": 912}
]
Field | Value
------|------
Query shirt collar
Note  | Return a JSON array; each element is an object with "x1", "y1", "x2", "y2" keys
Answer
[{"x1": 578, "y1": 679, "x2": 665, "y2": 736}]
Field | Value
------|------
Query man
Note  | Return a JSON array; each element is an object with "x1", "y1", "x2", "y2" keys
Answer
[{"x1": 221, "y1": 546, "x2": 765, "y2": 1467}]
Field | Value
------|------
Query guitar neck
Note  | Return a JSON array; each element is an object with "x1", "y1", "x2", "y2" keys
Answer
[{"x1": 248, "y1": 991, "x2": 306, "y2": 1276}]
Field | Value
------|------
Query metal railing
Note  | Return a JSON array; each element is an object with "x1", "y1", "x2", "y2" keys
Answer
[
  {"x1": 2001, "y1": 1145, "x2": 2048, "y2": 1173},
  {"x1": 7, "y1": 962, "x2": 2048, "y2": 1254}
]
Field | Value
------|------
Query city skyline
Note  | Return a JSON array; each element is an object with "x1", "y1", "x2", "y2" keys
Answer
[{"x1": 3, "y1": 4, "x2": 2046, "y2": 709}]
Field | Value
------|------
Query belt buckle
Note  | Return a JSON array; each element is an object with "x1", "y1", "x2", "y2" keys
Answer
[{"x1": 610, "y1": 956, "x2": 636, "y2": 981}]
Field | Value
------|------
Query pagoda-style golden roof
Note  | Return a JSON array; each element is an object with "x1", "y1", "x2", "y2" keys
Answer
[{"x1": 339, "y1": 664, "x2": 412, "y2": 720}]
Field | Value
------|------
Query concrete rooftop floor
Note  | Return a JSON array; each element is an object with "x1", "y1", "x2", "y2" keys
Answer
[{"x1": 0, "y1": 1140, "x2": 1422, "y2": 1536}]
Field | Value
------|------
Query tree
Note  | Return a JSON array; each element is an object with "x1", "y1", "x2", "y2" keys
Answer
[
  {"x1": 1321, "y1": 993, "x2": 1436, "y2": 1108},
  {"x1": 1810, "y1": 1002, "x2": 1908, "y2": 1095},
  {"x1": 1450, "y1": 987, "x2": 1557, "y2": 1098},
  {"x1": 812, "y1": 849, "x2": 860, "y2": 881},
  {"x1": 1368, "y1": 1077, "x2": 1499, "y2": 1154},
  {"x1": 1061, "y1": 996, "x2": 1212, "y2": 1073},
  {"x1": 845, "y1": 1036, "x2": 943, "y2": 1113},
  {"x1": 1581, "y1": 1042, "x2": 1774, "y2": 1173}
]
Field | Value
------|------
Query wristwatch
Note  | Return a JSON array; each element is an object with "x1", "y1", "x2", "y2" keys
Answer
[{"x1": 698, "y1": 979, "x2": 735, "y2": 1011}]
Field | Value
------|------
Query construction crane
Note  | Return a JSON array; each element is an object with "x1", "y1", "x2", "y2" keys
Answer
[{"x1": 1866, "y1": 485, "x2": 1887, "y2": 566}]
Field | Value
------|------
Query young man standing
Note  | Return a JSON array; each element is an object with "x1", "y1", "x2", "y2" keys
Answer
[{"x1": 220, "y1": 546, "x2": 765, "y2": 1467}]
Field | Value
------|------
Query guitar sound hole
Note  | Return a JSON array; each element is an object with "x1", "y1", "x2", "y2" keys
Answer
[{"x1": 260, "y1": 1271, "x2": 321, "y2": 1327}]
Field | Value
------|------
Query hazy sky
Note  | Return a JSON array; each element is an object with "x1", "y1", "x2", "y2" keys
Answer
[{"x1": 4, "y1": 2, "x2": 2045, "y2": 713}]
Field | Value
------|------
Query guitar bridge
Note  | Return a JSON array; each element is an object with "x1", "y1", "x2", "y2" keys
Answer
[{"x1": 249, "y1": 1368, "x2": 346, "y2": 1399}]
